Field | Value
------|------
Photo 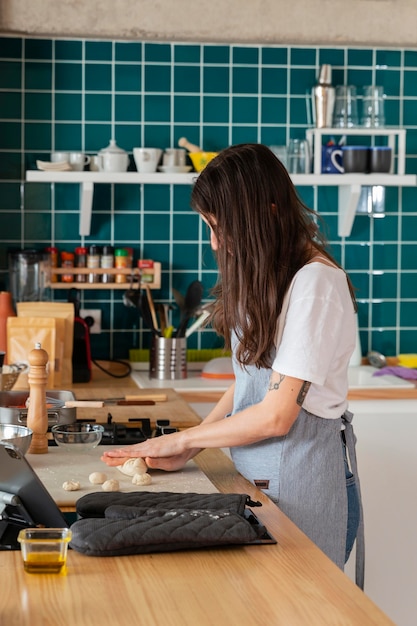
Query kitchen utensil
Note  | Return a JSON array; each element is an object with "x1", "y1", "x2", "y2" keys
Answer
[
  {"x1": 185, "y1": 309, "x2": 210, "y2": 338},
  {"x1": 144, "y1": 285, "x2": 158, "y2": 331},
  {"x1": 311, "y1": 64, "x2": 335, "y2": 129},
  {"x1": 18, "y1": 528, "x2": 72, "y2": 574},
  {"x1": 176, "y1": 280, "x2": 204, "y2": 338},
  {"x1": 367, "y1": 350, "x2": 387, "y2": 368},
  {"x1": 140, "y1": 289, "x2": 159, "y2": 336},
  {"x1": 0, "y1": 390, "x2": 76, "y2": 426},
  {"x1": 178, "y1": 137, "x2": 201, "y2": 153},
  {"x1": 188, "y1": 152, "x2": 219, "y2": 172},
  {"x1": 63, "y1": 399, "x2": 155, "y2": 407},
  {"x1": 0, "y1": 424, "x2": 33, "y2": 455},
  {"x1": 123, "y1": 272, "x2": 142, "y2": 308},
  {"x1": 149, "y1": 336, "x2": 187, "y2": 380},
  {"x1": 51, "y1": 423, "x2": 104, "y2": 451}
]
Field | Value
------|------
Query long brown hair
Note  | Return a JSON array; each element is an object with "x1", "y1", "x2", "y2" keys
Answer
[{"x1": 191, "y1": 143, "x2": 355, "y2": 369}]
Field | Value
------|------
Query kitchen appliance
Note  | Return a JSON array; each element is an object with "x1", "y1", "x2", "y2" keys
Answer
[{"x1": 8, "y1": 249, "x2": 51, "y2": 305}]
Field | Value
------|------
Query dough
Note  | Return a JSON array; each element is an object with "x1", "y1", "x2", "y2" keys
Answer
[
  {"x1": 89, "y1": 471, "x2": 107, "y2": 485},
  {"x1": 132, "y1": 472, "x2": 152, "y2": 486},
  {"x1": 62, "y1": 480, "x2": 81, "y2": 491},
  {"x1": 102, "y1": 479, "x2": 120, "y2": 492},
  {"x1": 116, "y1": 457, "x2": 147, "y2": 477}
]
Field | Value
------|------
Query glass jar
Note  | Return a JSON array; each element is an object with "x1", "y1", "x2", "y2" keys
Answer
[
  {"x1": 101, "y1": 245, "x2": 115, "y2": 283},
  {"x1": 60, "y1": 251, "x2": 74, "y2": 283},
  {"x1": 45, "y1": 246, "x2": 58, "y2": 283},
  {"x1": 87, "y1": 245, "x2": 101, "y2": 283},
  {"x1": 114, "y1": 248, "x2": 129, "y2": 283},
  {"x1": 74, "y1": 246, "x2": 87, "y2": 283}
]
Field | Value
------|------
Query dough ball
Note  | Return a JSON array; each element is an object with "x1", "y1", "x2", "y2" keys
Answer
[
  {"x1": 62, "y1": 480, "x2": 81, "y2": 491},
  {"x1": 102, "y1": 479, "x2": 120, "y2": 492},
  {"x1": 132, "y1": 472, "x2": 152, "y2": 486},
  {"x1": 117, "y1": 457, "x2": 147, "y2": 477},
  {"x1": 89, "y1": 471, "x2": 107, "y2": 485}
]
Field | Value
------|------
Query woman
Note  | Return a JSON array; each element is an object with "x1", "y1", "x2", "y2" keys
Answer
[{"x1": 102, "y1": 144, "x2": 363, "y2": 584}]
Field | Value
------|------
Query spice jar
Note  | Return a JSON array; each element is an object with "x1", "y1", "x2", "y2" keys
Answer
[
  {"x1": 45, "y1": 246, "x2": 58, "y2": 283},
  {"x1": 101, "y1": 245, "x2": 115, "y2": 283},
  {"x1": 74, "y1": 246, "x2": 87, "y2": 283},
  {"x1": 87, "y1": 245, "x2": 101, "y2": 283},
  {"x1": 114, "y1": 248, "x2": 129, "y2": 283},
  {"x1": 60, "y1": 251, "x2": 74, "y2": 283}
]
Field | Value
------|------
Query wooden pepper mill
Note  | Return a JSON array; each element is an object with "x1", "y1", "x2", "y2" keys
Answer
[{"x1": 26, "y1": 342, "x2": 49, "y2": 454}]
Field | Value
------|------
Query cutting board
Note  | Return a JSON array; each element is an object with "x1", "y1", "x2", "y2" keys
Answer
[{"x1": 28, "y1": 446, "x2": 217, "y2": 507}]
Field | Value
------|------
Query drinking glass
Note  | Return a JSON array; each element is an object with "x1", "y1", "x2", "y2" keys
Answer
[
  {"x1": 332, "y1": 85, "x2": 358, "y2": 128},
  {"x1": 287, "y1": 139, "x2": 310, "y2": 174},
  {"x1": 361, "y1": 85, "x2": 385, "y2": 128}
]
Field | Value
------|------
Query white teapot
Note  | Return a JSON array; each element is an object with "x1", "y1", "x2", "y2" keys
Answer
[{"x1": 98, "y1": 139, "x2": 129, "y2": 172}]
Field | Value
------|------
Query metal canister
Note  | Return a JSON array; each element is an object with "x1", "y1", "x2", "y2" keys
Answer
[
  {"x1": 87, "y1": 245, "x2": 101, "y2": 283},
  {"x1": 101, "y1": 245, "x2": 115, "y2": 283}
]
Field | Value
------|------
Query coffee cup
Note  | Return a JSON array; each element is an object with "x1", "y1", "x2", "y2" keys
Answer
[
  {"x1": 89, "y1": 155, "x2": 100, "y2": 172},
  {"x1": 51, "y1": 151, "x2": 69, "y2": 164},
  {"x1": 133, "y1": 148, "x2": 162, "y2": 173},
  {"x1": 163, "y1": 148, "x2": 186, "y2": 167},
  {"x1": 341, "y1": 146, "x2": 369, "y2": 173},
  {"x1": 321, "y1": 145, "x2": 344, "y2": 174},
  {"x1": 369, "y1": 146, "x2": 392, "y2": 173},
  {"x1": 69, "y1": 152, "x2": 91, "y2": 171}
]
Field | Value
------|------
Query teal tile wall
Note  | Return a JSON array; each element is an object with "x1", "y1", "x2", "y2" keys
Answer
[{"x1": 1, "y1": 37, "x2": 417, "y2": 360}]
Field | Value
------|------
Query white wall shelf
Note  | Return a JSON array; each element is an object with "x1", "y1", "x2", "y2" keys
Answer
[{"x1": 26, "y1": 167, "x2": 417, "y2": 239}]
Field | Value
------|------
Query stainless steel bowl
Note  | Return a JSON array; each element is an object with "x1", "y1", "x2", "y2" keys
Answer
[{"x1": 0, "y1": 424, "x2": 33, "y2": 455}]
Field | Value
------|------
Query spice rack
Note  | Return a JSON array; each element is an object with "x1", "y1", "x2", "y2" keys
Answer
[{"x1": 49, "y1": 262, "x2": 161, "y2": 290}]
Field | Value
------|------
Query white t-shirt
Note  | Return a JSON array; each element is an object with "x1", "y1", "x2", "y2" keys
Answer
[{"x1": 272, "y1": 261, "x2": 356, "y2": 419}]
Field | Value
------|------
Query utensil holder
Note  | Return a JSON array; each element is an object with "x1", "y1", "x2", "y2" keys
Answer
[{"x1": 149, "y1": 336, "x2": 187, "y2": 380}]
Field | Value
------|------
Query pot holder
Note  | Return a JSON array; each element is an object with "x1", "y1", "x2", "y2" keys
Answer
[{"x1": 70, "y1": 491, "x2": 275, "y2": 556}]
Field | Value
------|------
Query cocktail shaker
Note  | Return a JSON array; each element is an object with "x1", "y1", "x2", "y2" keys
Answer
[{"x1": 312, "y1": 64, "x2": 335, "y2": 128}]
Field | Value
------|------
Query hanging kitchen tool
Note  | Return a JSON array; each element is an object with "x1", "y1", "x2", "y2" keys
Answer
[
  {"x1": 123, "y1": 269, "x2": 142, "y2": 309},
  {"x1": 175, "y1": 280, "x2": 204, "y2": 338},
  {"x1": 140, "y1": 289, "x2": 160, "y2": 336}
]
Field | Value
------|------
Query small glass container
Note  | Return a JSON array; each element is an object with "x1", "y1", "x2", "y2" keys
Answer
[
  {"x1": 101, "y1": 245, "x2": 115, "y2": 283},
  {"x1": 18, "y1": 527, "x2": 72, "y2": 574},
  {"x1": 45, "y1": 246, "x2": 58, "y2": 283},
  {"x1": 60, "y1": 251, "x2": 74, "y2": 283},
  {"x1": 87, "y1": 245, "x2": 101, "y2": 283},
  {"x1": 114, "y1": 248, "x2": 129, "y2": 283},
  {"x1": 74, "y1": 246, "x2": 87, "y2": 283}
]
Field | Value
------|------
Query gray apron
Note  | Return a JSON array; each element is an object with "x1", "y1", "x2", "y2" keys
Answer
[{"x1": 229, "y1": 363, "x2": 364, "y2": 588}]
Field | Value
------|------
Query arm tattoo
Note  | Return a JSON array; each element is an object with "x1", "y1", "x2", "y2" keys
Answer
[
  {"x1": 297, "y1": 381, "x2": 311, "y2": 406},
  {"x1": 268, "y1": 374, "x2": 285, "y2": 391}
]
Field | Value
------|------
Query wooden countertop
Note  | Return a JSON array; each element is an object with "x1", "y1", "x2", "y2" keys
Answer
[
  {"x1": 5, "y1": 361, "x2": 395, "y2": 624},
  {"x1": 1, "y1": 448, "x2": 394, "y2": 625}
]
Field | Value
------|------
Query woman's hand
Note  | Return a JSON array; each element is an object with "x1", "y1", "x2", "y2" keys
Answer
[{"x1": 100, "y1": 430, "x2": 201, "y2": 472}]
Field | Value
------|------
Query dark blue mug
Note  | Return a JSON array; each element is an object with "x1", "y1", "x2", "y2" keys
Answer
[{"x1": 321, "y1": 145, "x2": 344, "y2": 174}]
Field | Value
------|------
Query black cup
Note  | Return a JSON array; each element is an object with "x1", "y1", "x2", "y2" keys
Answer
[
  {"x1": 342, "y1": 146, "x2": 369, "y2": 173},
  {"x1": 369, "y1": 147, "x2": 392, "y2": 173}
]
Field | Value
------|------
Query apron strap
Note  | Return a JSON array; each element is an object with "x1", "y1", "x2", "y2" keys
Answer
[{"x1": 342, "y1": 410, "x2": 365, "y2": 590}]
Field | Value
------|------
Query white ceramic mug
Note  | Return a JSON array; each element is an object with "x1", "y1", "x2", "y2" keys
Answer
[
  {"x1": 162, "y1": 148, "x2": 186, "y2": 167},
  {"x1": 133, "y1": 148, "x2": 162, "y2": 173},
  {"x1": 98, "y1": 152, "x2": 129, "y2": 172},
  {"x1": 69, "y1": 152, "x2": 91, "y2": 171},
  {"x1": 89, "y1": 155, "x2": 100, "y2": 172},
  {"x1": 51, "y1": 151, "x2": 69, "y2": 163}
]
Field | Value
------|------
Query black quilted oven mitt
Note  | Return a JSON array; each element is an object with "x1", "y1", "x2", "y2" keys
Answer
[{"x1": 70, "y1": 491, "x2": 266, "y2": 556}]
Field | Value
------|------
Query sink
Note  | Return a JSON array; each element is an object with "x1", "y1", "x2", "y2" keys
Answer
[{"x1": 348, "y1": 365, "x2": 415, "y2": 389}]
